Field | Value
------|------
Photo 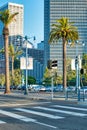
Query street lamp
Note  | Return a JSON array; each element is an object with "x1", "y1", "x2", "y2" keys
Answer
[
  {"x1": 24, "y1": 36, "x2": 36, "y2": 95},
  {"x1": 75, "y1": 41, "x2": 85, "y2": 101},
  {"x1": 17, "y1": 35, "x2": 36, "y2": 95}
]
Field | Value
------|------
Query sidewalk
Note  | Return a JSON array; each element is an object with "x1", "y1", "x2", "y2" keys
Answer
[{"x1": 0, "y1": 90, "x2": 87, "y2": 106}]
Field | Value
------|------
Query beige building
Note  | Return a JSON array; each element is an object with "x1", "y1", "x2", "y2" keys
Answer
[{"x1": 0, "y1": 2, "x2": 24, "y2": 73}]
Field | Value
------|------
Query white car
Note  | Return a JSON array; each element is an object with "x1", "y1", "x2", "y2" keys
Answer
[{"x1": 80, "y1": 86, "x2": 87, "y2": 94}]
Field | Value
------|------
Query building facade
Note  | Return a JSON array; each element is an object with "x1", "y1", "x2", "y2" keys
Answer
[
  {"x1": 0, "y1": 2, "x2": 24, "y2": 73},
  {"x1": 22, "y1": 42, "x2": 44, "y2": 84},
  {"x1": 44, "y1": 0, "x2": 87, "y2": 74},
  {"x1": 0, "y1": 2, "x2": 24, "y2": 54},
  {"x1": 37, "y1": 41, "x2": 44, "y2": 50}
]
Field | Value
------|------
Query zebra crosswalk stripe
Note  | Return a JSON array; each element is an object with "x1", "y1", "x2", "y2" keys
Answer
[
  {"x1": 34, "y1": 106, "x2": 87, "y2": 117},
  {"x1": 0, "y1": 109, "x2": 36, "y2": 122},
  {"x1": 0, "y1": 120, "x2": 6, "y2": 124},
  {"x1": 0, "y1": 109, "x2": 57, "y2": 129},
  {"x1": 15, "y1": 108, "x2": 64, "y2": 119},
  {"x1": 53, "y1": 105, "x2": 87, "y2": 111}
]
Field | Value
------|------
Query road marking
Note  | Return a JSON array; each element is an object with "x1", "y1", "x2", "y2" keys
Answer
[
  {"x1": 0, "y1": 101, "x2": 51, "y2": 107},
  {"x1": 15, "y1": 108, "x2": 64, "y2": 119},
  {"x1": 34, "y1": 106, "x2": 87, "y2": 117},
  {"x1": 0, "y1": 120, "x2": 6, "y2": 124},
  {"x1": 0, "y1": 108, "x2": 57, "y2": 129},
  {"x1": 53, "y1": 105, "x2": 87, "y2": 111},
  {"x1": 0, "y1": 109, "x2": 36, "y2": 122},
  {"x1": 35, "y1": 121, "x2": 57, "y2": 129},
  {"x1": 0, "y1": 109, "x2": 57, "y2": 129}
]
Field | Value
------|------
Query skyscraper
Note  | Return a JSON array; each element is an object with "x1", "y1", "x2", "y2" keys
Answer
[
  {"x1": 0, "y1": 2, "x2": 23, "y2": 73},
  {"x1": 44, "y1": 0, "x2": 87, "y2": 74},
  {"x1": 0, "y1": 2, "x2": 24, "y2": 50}
]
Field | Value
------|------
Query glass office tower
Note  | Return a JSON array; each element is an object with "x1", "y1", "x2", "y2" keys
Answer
[{"x1": 44, "y1": 0, "x2": 87, "y2": 74}]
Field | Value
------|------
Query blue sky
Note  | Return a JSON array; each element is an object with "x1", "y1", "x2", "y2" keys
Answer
[{"x1": 0, "y1": 0, "x2": 44, "y2": 46}]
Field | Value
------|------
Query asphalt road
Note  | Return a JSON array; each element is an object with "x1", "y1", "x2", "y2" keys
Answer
[{"x1": 0, "y1": 93, "x2": 87, "y2": 130}]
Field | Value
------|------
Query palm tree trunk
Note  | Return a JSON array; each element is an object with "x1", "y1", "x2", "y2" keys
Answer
[
  {"x1": 63, "y1": 37, "x2": 67, "y2": 89},
  {"x1": 3, "y1": 27, "x2": 10, "y2": 94}
]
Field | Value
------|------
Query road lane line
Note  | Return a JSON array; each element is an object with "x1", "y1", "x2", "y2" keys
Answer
[
  {"x1": 0, "y1": 120, "x2": 6, "y2": 124},
  {"x1": 34, "y1": 106, "x2": 87, "y2": 117},
  {"x1": 35, "y1": 121, "x2": 57, "y2": 129},
  {"x1": 0, "y1": 109, "x2": 36, "y2": 122},
  {"x1": 53, "y1": 105, "x2": 87, "y2": 111},
  {"x1": 15, "y1": 108, "x2": 64, "y2": 119},
  {"x1": 0, "y1": 109, "x2": 57, "y2": 128}
]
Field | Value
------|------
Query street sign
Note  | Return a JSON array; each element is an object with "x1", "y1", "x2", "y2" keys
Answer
[
  {"x1": 20, "y1": 57, "x2": 33, "y2": 70},
  {"x1": 71, "y1": 58, "x2": 81, "y2": 70}
]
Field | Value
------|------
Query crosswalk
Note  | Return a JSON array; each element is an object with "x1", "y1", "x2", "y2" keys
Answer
[{"x1": 0, "y1": 104, "x2": 87, "y2": 129}]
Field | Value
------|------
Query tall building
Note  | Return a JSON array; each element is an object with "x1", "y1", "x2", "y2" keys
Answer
[
  {"x1": 44, "y1": 0, "x2": 87, "y2": 74},
  {"x1": 22, "y1": 41, "x2": 44, "y2": 84},
  {"x1": 0, "y1": 2, "x2": 24, "y2": 73},
  {"x1": 0, "y1": 2, "x2": 24, "y2": 50},
  {"x1": 37, "y1": 41, "x2": 44, "y2": 50}
]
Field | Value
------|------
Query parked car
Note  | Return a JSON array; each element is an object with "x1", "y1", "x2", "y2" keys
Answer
[
  {"x1": 80, "y1": 86, "x2": 87, "y2": 94},
  {"x1": 45, "y1": 86, "x2": 52, "y2": 92},
  {"x1": 39, "y1": 86, "x2": 46, "y2": 92},
  {"x1": 67, "y1": 86, "x2": 76, "y2": 92},
  {"x1": 29, "y1": 85, "x2": 41, "y2": 92}
]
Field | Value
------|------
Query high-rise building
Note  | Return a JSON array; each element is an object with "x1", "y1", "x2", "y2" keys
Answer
[
  {"x1": 37, "y1": 41, "x2": 44, "y2": 50},
  {"x1": 0, "y1": 2, "x2": 24, "y2": 50},
  {"x1": 22, "y1": 42, "x2": 44, "y2": 84},
  {"x1": 44, "y1": 0, "x2": 87, "y2": 74},
  {"x1": 0, "y1": 2, "x2": 23, "y2": 73}
]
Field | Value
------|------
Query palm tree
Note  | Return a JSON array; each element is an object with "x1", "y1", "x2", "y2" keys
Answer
[
  {"x1": 9, "y1": 44, "x2": 22, "y2": 81},
  {"x1": 0, "y1": 9, "x2": 18, "y2": 93},
  {"x1": 49, "y1": 17, "x2": 79, "y2": 89}
]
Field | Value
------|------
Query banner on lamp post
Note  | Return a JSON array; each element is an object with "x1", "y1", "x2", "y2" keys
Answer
[
  {"x1": 71, "y1": 58, "x2": 81, "y2": 70},
  {"x1": 20, "y1": 57, "x2": 33, "y2": 70}
]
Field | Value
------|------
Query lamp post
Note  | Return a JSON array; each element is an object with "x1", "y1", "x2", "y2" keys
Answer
[
  {"x1": 75, "y1": 41, "x2": 85, "y2": 101},
  {"x1": 24, "y1": 36, "x2": 36, "y2": 95},
  {"x1": 17, "y1": 35, "x2": 36, "y2": 95}
]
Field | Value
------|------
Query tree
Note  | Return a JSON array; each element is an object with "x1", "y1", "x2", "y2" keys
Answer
[
  {"x1": 9, "y1": 44, "x2": 22, "y2": 81},
  {"x1": 28, "y1": 76, "x2": 36, "y2": 85},
  {"x1": 0, "y1": 74, "x2": 5, "y2": 86},
  {"x1": 13, "y1": 69, "x2": 22, "y2": 87},
  {"x1": 43, "y1": 67, "x2": 52, "y2": 86},
  {"x1": 0, "y1": 44, "x2": 22, "y2": 84},
  {"x1": 49, "y1": 17, "x2": 79, "y2": 89},
  {"x1": 0, "y1": 9, "x2": 18, "y2": 93}
]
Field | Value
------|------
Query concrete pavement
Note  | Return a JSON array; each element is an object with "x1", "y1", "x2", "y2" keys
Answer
[{"x1": 0, "y1": 90, "x2": 87, "y2": 106}]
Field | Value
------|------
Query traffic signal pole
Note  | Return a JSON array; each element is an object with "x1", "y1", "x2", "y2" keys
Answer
[
  {"x1": 75, "y1": 55, "x2": 81, "y2": 101},
  {"x1": 78, "y1": 55, "x2": 81, "y2": 101},
  {"x1": 76, "y1": 56, "x2": 79, "y2": 93}
]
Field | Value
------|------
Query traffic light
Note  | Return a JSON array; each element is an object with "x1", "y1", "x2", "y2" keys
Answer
[
  {"x1": 47, "y1": 60, "x2": 58, "y2": 69},
  {"x1": 52, "y1": 60, "x2": 58, "y2": 68},
  {"x1": 80, "y1": 68, "x2": 84, "y2": 74}
]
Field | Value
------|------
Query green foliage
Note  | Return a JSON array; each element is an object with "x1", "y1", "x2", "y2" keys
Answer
[
  {"x1": 0, "y1": 9, "x2": 18, "y2": 27},
  {"x1": 28, "y1": 76, "x2": 36, "y2": 85},
  {"x1": 0, "y1": 74, "x2": 5, "y2": 86},
  {"x1": 44, "y1": 67, "x2": 51, "y2": 79},
  {"x1": 67, "y1": 70, "x2": 76, "y2": 86},
  {"x1": 43, "y1": 67, "x2": 52, "y2": 86},
  {"x1": 49, "y1": 17, "x2": 79, "y2": 44},
  {"x1": 12, "y1": 69, "x2": 22, "y2": 86},
  {"x1": 43, "y1": 68, "x2": 62, "y2": 86},
  {"x1": 53, "y1": 74, "x2": 62, "y2": 86},
  {"x1": 14, "y1": 58, "x2": 20, "y2": 69}
]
